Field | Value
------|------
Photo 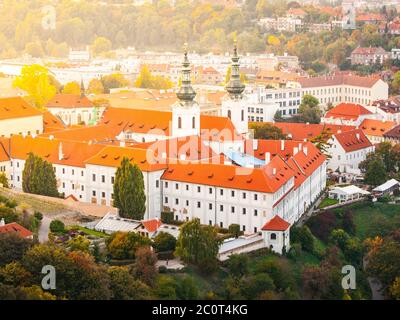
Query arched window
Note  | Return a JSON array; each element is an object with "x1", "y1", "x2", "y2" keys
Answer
[
  {"x1": 227, "y1": 110, "x2": 231, "y2": 119},
  {"x1": 192, "y1": 116, "x2": 196, "y2": 129},
  {"x1": 270, "y1": 233, "x2": 277, "y2": 240},
  {"x1": 241, "y1": 109, "x2": 244, "y2": 121},
  {"x1": 178, "y1": 117, "x2": 182, "y2": 129}
]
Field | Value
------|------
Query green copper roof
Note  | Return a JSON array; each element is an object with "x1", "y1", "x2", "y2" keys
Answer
[
  {"x1": 176, "y1": 45, "x2": 196, "y2": 103},
  {"x1": 226, "y1": 40, "x2": 245, "y2": 99}
]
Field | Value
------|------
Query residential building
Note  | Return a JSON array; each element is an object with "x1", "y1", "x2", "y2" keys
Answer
[
  {"x1": 0, "y1": 97, "x2": 43, "y2": 138},
  {"x1": 327, "y1": 129, "x2": 374, "y2": 173},
  {"x1": 383, "y1": 124, "x2": 400, "y2": 144},
  {"x1": 350, "y1": 47, "x2": 390, "y2": 65},
  {"x1": 46, "y1": 93, "x2": 104, "y2": 126},
  {"x1": 322, "y1": 103, "x2": 373, "y2": 126},
  {"x1": 359, "y1": 118, "x2": 396, "y2": 144},
  {"x1": 298, "y1": 73, "x2": 389, "y2": 107}
]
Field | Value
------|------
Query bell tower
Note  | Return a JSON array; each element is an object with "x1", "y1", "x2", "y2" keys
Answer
[
  {"x1": 172, "y1": 44, "x2": 200, "y2": 138},
  {"x1": 221, "y1": 40, "x2": 248, "y2": 136}
]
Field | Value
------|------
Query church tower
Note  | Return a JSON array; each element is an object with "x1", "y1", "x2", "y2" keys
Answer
[
  {"x1": 172, "y1": 44, "x2": 200, "y2": 138},
  {"x1": 221, "y1": 40, "x2": 248, "y2": 136}
]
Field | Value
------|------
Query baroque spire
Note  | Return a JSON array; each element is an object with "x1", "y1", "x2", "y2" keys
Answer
[
  {"x1": 226, "y1": 39, "x2": 245, "y2": 99},
  {"x1": 176, "y1": 43, "x2": 196, "y2": 104}
]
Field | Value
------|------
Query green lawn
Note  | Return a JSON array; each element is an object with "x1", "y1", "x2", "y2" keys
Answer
[
  {"x1": 69, "y1": 226, "x2": 109, "y2": 238},
  {"x1": 318, "y1": 198, "x2": 339, "y2": 209},
  {"x1": 333, "y1": 201, "x2": 400, "y2": 240}
]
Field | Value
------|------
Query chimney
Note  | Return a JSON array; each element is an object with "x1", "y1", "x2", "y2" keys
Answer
[
  {"x1": 303, "y1": 146, "x2": 308, "y2": 156},
  {"x1": 120, "y1": 141, "x2": 126, "y2": 147},
  {"x1": 0, "y1": 218, "x2": 5, "y2": 226},
  {"x1": 49, "y1": 135, "x2": 54, "y2": 140},
  {"x1": 253, "y1": 139, "x2": 258, "y2": 151},
  {"x1": 58, "y1": 142, "x2": 64, "y2": 161},
  {"x1": 280, "y1": 140, "x2": 285, "y2": 151},
  {"x1": 265, "y1": 152, "x2": 271, "y2": 165},
  {"x1": 272, "y1": 168, "x2": 277, "y2": 175},
  {"x1": 337, "y1": 130, "x2": 342, "y2": 134},
  {"x1": 180, "y1": 154, "x2": 186, "y2": 161},
  {"x1": 356, "y1": 133, "x2": 360, "y2": 140},
  {"x1": 293, "y1": 147, "x2": 298, "y2": 155},
  {"x1": 298, "y1": 143, "x2": 302, "y2": 151},
  {"x1": 162, "y1": 152, "x2": 167, "y2": 159}
]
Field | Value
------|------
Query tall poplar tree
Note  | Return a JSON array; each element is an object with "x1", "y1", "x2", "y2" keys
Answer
[
  {"x1": 113, "y1": 157, "x2": 146, "y2": 220},
  {"x1": 22, "y1": 153, "x2": 58, "y2": 197}
]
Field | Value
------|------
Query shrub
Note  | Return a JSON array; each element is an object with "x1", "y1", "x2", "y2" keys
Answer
[
  {"x1": 228, "y1": 224, "x2": 241, "y2": 238},
  {"x1": 161, "y1": 211, "x2": 173, "y2": 224},
  {"x1": 34, "y1": 211, "x2": 43, "y2": 221},
  {"x1": 290, "y1": 226, "x2": 314, "y2": 252},
  {"x1": 158, "y1": 265, "x2": 168, "y2": 273},
  {"x1": 307, "y1": 211, "x2": 339, "y2": 242},
  {"x1": 153, "y1": 232, "x2": 176, "y2": 252},
  {"x1": 49, "y1": 220, "x2": 65, "y2": 233}
]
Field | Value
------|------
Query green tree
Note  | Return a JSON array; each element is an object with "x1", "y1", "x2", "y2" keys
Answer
[
  {"x1": 133, "y1": 246, "x2": 158, "y2": 287},
  {"x1": 13, "y1": 65, "x2": 56, "y2": 109},
  {"x1": 175, "y1": 219, "x2": 222, "y2": 272},
  {"x1": 298, "y1": 95, "x2": 321, "y2": 124},
  {"x1": 67, "y1": 235, "x2": 90, "y2": 253},
  {"x1": 0, "y1": 233, "x2": 32, "y2": 267},
  {"x1": 101, "y1": 74, "x2": 130, "y2": 93},
  {"x1": 108, "y1": 266, "x2": 152, "y2": 300},
  {"x1": 226, "y1": 254, "x2": 249, "y2": 279},
  {"x1": 364, "y1": 158, "x2": 388, "y2": 186},
  {"x1": 0, "y1": 173, "x2": 9, "y2": 188},
  {"x1": 113, "y1": 158, "x2": 146, "y2": 220},
  {"x1": 49, "y1": 220, "x2": 65, "y2": 234},
  {"x1": 153, "y1": 232, "x2": 177, "y2": 252},
  {"x1": 290, "y1": 225, "x2": 314, "y2": 252},
  {"x1": 155, "y1": 275, "x2": 177, "y2": 299},
  {"x1": 22, "y1": 153, "x2": 59, "y2": 197},
  {"x1": 176, "y1": 276, "x2": 199, "y2": 300},
  {"x1": 249, "y1": 123, "x2": 287, "y2": 140},
  {"x1": 106, "y1": 231, "x2": 150, "y2": 260}
]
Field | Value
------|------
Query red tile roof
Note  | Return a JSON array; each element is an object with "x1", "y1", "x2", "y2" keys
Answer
[
  {"x1": 42, "y1": 111, "x2": 65, "y2": 133},
  {"x1": 141, "y1": 219, "x2": 162, "y2": 233},
  {"x1": 333, "y1": 129, "x2": 372, "y2": 152},
  {"x1": 258, "y1": 122, "x2": 355, "y2": 141},
  {"x1": 9, "y1": 135, "x2": 105, "y2": 168},
  {"x1": 84, "y1": 145, "x2": 168, "y2": 172},
  {"x1": 161, "y1": 155, "x2": 295, "y2": 193},
  {"x1": 46, "y1": 94, "x2": 94, "y2": 109},
  {"x1": 134, "y1": 135, "x2": 218, "y2": 162},
  {"x1": 0, "y1": 222, "x2": 33, "y2": 238},
  {"x1": 325, "y1": 103, "x2": 372, "y2": 121},
  {"x1": 0, "y1": 138, "x2": 9, "y2": 162},
  {"x1": 352, "y1": 47, "x2": 387, "y2": 55},
  {"x1": 261, "y1": 215, "x2": 290, "y2": 231},
  {"x1": 297, "y1": 73, "x2": 382, "y2": 88},
  {"x1": 0, "y1": 97, "x2": 42, "y2": 121},
  {"x1": 356, "y1": 13, "x2": 385, "y2": 22},
  {"x1": 383, "y1": 124, "x2": 400, "y2": 139},
  {"x1": 359, "y1": 119, "x2": 395, "y2": 137}
]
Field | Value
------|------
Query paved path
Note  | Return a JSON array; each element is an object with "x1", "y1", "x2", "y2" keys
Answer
[
  {"x1": 156, "y1": 259, "x2": 185, "y2": 270},
  {"x1": 39, "y1": 216, "x2": 52, "y2": 243}
]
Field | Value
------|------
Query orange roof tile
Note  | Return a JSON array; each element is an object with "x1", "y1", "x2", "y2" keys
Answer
[
  {"x1": 325, "y1": 103, "x2": 372, "y2": 120},
  {"x1": 46, "y1": 94, "x2": 94, "y2": 109},
  {"x1": 134, "y1": 135, "x2": 217, "y2": 162},
  {"x1": 0, "y1": 97, "x2": 42, "y2": 121},
  {"x1": 333, "y1": 129, "x2": 372, "y2": 152},
  {"x1": 161, "y1": 156, "x2": 295, "y2": 194},
  {"x1": 141, "y1": 219, "x2": 162, "y2": 233},
  {"x1": 359, "y1": 119, "x2": 395, "y2": 137},
  {"x1": 261, "y1": 215, "x2": 290, "y2": 231},
  {"x1": 41, "y1": 124, "x2": 122, "y2": 143},
  {"x1": 0, "y1": 222, "x2": 33, "y2": 238},
  {"x1": 42, "y1": 111, "x2": 65, "y2": 133},
  {"x1": 298, "y1": 74, "x2": 382, "y2": 88},
  {"x1": 84, "y1": 146, "x2": 168, "y2": 172},
  {"x1": 9, "y1": 135, "x2": 105, "y2": 168},
  {"x1": 257, "y1": 122, "x2": 355, "y2": 141},
  {"x1": 0, "y1": 138, "x2": 9, "y2": 162}
]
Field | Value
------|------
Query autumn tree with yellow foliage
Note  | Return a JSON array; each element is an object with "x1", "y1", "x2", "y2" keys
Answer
[
  {"x1": 13, "y1": 64, "x2": 56, "y2": 110},
  {"x1": 62, "y1": 81, "x2": 81, "y2": 95}
]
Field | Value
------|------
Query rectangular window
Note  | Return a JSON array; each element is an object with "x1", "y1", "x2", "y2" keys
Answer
[
  {"x1": 92, "y1": 174, "x2": 96, "y2": 182},
  {"x1": 243, "y1": 192, "x2": 246, "y2": 199},
  {"x1": 197, "y1": 186, "x2": 201, "y2": 193},
  {"x1": 197, "y1": 202, "x2": 201, "y2": 208},
  {"x1": 220, "y1": 205, "x2": 224, "y2": 212},
  {"x1": 101, "y1": 175, "x2": 105, "y2": 183},
  {"x1": 243, "y1": 208, "x2": 246, "y2": 215},
  {"x1": 209, "y1": 203, "x2": 212, "y2": 210},
  {"x1": 254, "y1": 194, "x2": 258, "y2": 201},
  {"x1": 165, "y1": 182, "x2": 169, "y2": 188},
  {"x1": 220, "y1": 189, "x2": 223, "y2": 196},
  {"x1": 92, "y1": 190, "x2": 96, "y2": 196},
  {"x1": 231, "y1": 206, "x2": 235, "y2": 213},
  {"x1": 231, "y1": 190, "x2": 235, "y2": 197},
  {"x1": 186, "y1": 185, "x2": 189, "y2": 191},
  {"x1": 164, "y1": 197, "x2": 168, "y2": 204},
  {"x1": 175, "y1": 183, "x2": 179, "y2": 190},
  {"x1": 102, "y1": 192, "x2": 106, "y2": 198},
  {"x1": 155, "y1": 180, "x2": 159, "y2": 188},
  {"x1": 175, "y1": 198, "x2": 179, "y2": 205},
  {"x1": 209, "y1": 188, "x2": 213, "y2": 194}
]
